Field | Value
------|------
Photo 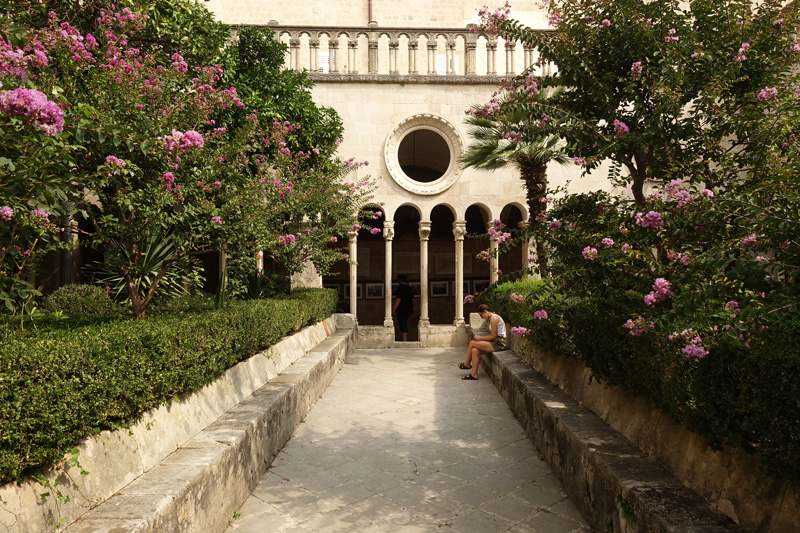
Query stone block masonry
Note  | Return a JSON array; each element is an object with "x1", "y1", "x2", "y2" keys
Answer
[{"x1": 481, "y1": 349, "x2": 744, "y2": 533}]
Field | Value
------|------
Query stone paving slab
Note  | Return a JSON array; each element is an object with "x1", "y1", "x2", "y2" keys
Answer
[{"x1": 226, "y1": 348, "x2": 590, "y2": 533}]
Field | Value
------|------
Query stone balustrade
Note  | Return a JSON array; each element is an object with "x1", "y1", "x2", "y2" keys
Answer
[{"x1": 242, "y1": 22, "x2": 554, "y2": 83}]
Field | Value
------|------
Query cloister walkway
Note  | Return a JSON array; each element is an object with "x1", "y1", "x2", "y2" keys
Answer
[{"x1": 225, "y1": 347, "x2": 590, "y2": 533}]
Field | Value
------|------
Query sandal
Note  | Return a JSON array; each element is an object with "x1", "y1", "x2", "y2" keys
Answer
[
  {"x1": 458, "y1": 363, "x2": 472, "y2": 370},
  {"x1": 462, "y1": 374, "x2": 478, "y2": 380}
]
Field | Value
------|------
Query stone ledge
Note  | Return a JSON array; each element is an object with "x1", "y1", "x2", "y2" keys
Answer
[
  {"x1": 481, "y1": 349, "x2": 743, "y2": 533},
  {"x1": 64, "y1": 326, "x2": 355, "y2": 533}
]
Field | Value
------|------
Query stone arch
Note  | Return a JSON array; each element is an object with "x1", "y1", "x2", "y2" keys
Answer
[{"x1": 498, "y1": 204, "x2": 525, "y2": 278}]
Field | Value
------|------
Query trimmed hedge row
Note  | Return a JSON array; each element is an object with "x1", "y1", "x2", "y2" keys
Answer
[{"x1": 0, "y1": 288, "x2": 337, "y2": 484}]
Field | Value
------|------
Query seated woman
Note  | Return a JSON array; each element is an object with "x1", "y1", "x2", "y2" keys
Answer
[{"x1": 460, "y1": 303, "x2": 507, "y2": 380}]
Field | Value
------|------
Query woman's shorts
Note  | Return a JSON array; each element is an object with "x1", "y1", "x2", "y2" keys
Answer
[{"x1": 490, "y1": 337, "x2": 507, "y2": 352}]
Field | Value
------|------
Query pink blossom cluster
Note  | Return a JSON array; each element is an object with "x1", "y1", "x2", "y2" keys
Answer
[
  {"x1": 511, "y1": 326, "x2": 531, "y2": 336},
  {"x1": 742, "y1": 234, "x2": 760, "y2": 247},
  {"x1": 601, "y1": 19, "x2": 611, "y2": 28},
  {"x1": 582, "y1": 246, "x2": 598, "y2": 260},
  {"x1": 467, "y1": 97, "x2": 500, "y2": 117},
  {"x1": 757, "y1": 87, "x2": 778, "y2": 102},
  {"x1": 0, "y1": 206, "x2": 13, "y2": 221},
  {"x1": 621, "y1": 243, "x2": 632, "y2": 254},
  {"x1": 523, "y1": 74, "x2": 539, "y2": 96},
  {"x1": 548, "y1": 220, "x2": 561, "y2": 230},
  {"x1": 509, "y1": 293, "x2": 524, "y2": 304},
  {"x1": 635, "y1": 210, "x2": 664, "y2": 228},
  {"x1": 278, "y1": 234, "x2": 297, "y2": 245},
  {"x1": 644, "y1": 277, "x2": 673, "y2": 306},
  {"x1": 489, "y1": 227, "x2": 512, "y2": 244},
  {"x1": 502, "y1": 130, "x2": 523, "y2": 142},
  {"x1": 476, "y1": 1, "x2": 512, "y2": 33},
  {"x1": 725, "y1": 300, "x2": 740, "y2": 316},
  {"x1": 613, "y1": 119, "x2": 629, "y2": 137},
  {"x1": 161, "y1": 172, "x2": 175, "y2": 191},
  {"x1": 31, "y1": 209, "x2": 50, "y2": 223},
  {"x1": 211, "y1": 216, "x2": 222, "y2": 225},
  {"x1": 623, "y1": 316, "x2": 654, "y2": 336},
  {"x1": 572, "y1": 157, "x2": 585, "y2": 166},
  {"x1": 477, "y1": 250, "x2": 492, "y2": 262},
  {"x1": 163, "y1": 129, "x2": 205, "y2": 153},
  {"x1": 0, "y1": 40, "x2": 30, "y2": 80},
  {"x1": 533, "y1": 309, "x2": 548, "y2": 320},
  {"x1": 736, "y1": 42, "x2": 750, "y2": 62},
  {"x1": 104, "y1": 155, "x2": 126, "y2": 168},
  {"x1": 659, "y1": 180, "x2": 712, "y2": 208},
  {"x1": 370, "y1": 228, "x2": 381, "y2": 235},
  {"x1": 601, "y1": 237, "x2": 614, "y2": 248},
  {"x1": 0, "y1": 87, "x2": 64, "y2": 136},
  {"x1": 464, "y1": 294, "x2": 475, "y2": 304},
  {"x1": 664, "y1": 28, "x2": 679, "y2": 43},
  {"x1": 681, "y1": 336, "x2": 708, "y2": 359},
  {"x1": 548, "y1": 10, "x2": 563, "y2": 27},
  {"x1": 630, "y1": 61, "x2": 642, "y2": 80}
]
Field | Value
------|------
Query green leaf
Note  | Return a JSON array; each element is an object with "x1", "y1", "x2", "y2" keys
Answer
[{"x1": 97, "y1": 132, "x2": 106, "y2": 143}]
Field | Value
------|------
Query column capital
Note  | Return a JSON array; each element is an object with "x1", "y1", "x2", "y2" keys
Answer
[
  {"x1": 347, "y1": 230, "x2": 358, "y2": 241},
  {"x1": 418, "y1": 220, "x2": 431, "y2": 241},
  {"x1": 452, "y1": 220, "x2": 467, "y2": 241},
  {"x1": 383, "y1": 220, "x2": 395, "y2": 240}
]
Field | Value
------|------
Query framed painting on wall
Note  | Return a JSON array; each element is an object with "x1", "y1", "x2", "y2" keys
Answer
[
  {"x1": 473, "y1": 279, "x2": 491, "y2": 293},
  {"x1": 365, "y1": 282, "x2": 385, "y2": 300},
  {"x1": 323, "y1": 283, "x2": 343, "y2": 298},
  {"x1": 430, "y1": 280, "x2": 449, "y2": 297}
]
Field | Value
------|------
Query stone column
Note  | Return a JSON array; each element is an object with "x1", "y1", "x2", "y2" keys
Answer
[
  {"x1": 453, "y1": 221, "x2": 466, "y2": 326},
  {"x1": 465, "y1": 34, "x2": 477, "y2": 75},
  {"x1": 487, "y1": 40, "x2": 497, "y2": 76},
  {"x1": 348, "y1": 229, "x2": 358, "y2": 319},
  {"x1": 488, "y1": 222, "x2": 499, "y2": 284},
  {"x1": 446, "y1": 40, "x2": 456, "y2": 75},
  {"x1": 383, "y1": 221, "x2": 395, "y2": 327},
  {"x1": 408, "y1": 40, "x2": 418, "y2": 74},
  {"x1": 289, "y1": 38, "x2": 300, "y2": 71},
  {"x1": 517, "y1": 221, "x2": 534, "y2": 275},
  {"x1": 418, "y1": 221, "x2": 431, "y2": 330},
  {"x1": 368, "y1": 21, "x2": 379, "y2": 73},
  {"x1": 328, "y1": 40, "x2": 339, "y2": 73},
  {"x1": 348, "y1": 39, "x2": 359, "y2": 74},
  {"x1": 524, "y1": 45, "x2": 535, "y2": 71},
  {"x1": 389, "y1": 40, "x2": 399, "y2": 75},
  {"x1": 505, "y1": 39, "x2": 516, "y2": 75},
  {"x1": 427, "y1": 41, "x2": 437, "y2": 74},
  {"x1": 309, "y1": 39, "x2": 320, "y2": 72}
]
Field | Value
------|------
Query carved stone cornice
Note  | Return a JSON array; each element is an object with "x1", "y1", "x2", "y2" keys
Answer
[
  {"x1": 307, "y1": 73, "x2": 507, "y2": 84},
  {"x1": 418, "y1": 221, "x2": 432, "y2": 241}
]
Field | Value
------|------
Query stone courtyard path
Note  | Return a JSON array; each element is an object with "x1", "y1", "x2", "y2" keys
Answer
[{"x1": 225, "y1": 347, "x2": 591, "y2": 533}]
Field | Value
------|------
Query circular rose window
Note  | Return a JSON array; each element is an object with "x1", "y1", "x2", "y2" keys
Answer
[{"x1": 384, "y1": 114, "x2": 465, "y2": 195}]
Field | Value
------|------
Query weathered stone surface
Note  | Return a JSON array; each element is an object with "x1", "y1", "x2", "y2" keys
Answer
[{"x1": 482, "y1": 349, "x2": 744, "y2": 533}]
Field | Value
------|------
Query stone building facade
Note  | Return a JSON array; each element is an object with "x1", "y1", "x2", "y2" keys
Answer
[{"x1": 206, "y1": 0, "x2": 614, "y2": 347}]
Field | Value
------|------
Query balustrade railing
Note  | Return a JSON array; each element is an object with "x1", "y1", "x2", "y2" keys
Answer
[{"x1": 241, "y1": 22, "x2": 554, "y2": 83}]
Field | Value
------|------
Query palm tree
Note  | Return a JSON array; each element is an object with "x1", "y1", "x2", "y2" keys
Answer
[{"x1": 461, "y1": 94, "x2": 570, "y2": 275}]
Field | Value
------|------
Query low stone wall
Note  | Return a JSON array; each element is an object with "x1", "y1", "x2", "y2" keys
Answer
[
  {"x1": 502, "y1": 335, "x2": 799, "y2": 532},
  {"x1": 0, "y1": 314, "x2": 355, "y2": 533}
]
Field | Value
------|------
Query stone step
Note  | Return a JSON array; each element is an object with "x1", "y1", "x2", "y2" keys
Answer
[{"x1": 393, "y1": 341, "x2": 420, "y2": 348}]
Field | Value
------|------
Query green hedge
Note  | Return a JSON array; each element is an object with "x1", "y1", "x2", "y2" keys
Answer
[
  {"x1": 0, "y1": 288, "x2": 337, "y2": 484},
  {"x1": 486, "y1": 280, "x2": 800, "y2": 486}
]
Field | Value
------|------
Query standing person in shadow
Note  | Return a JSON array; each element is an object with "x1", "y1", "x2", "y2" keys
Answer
[
  {"x1": 460, "y1": 303, "x2": 506, "y2": 380},
  {"x1": 392, "y1": 274, "x2": 414, "y2": 342}
]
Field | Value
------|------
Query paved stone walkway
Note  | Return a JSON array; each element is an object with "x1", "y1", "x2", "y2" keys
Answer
[{"x1": 226, "y1": 348, "x2": 591, "y2": 533}]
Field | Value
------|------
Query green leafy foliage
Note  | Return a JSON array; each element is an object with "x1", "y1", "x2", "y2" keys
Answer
[
  {"x1": 0, "y1": 288, "x2": 336, "y2": 484},
  {"x1": 41, "y1": 284, "x2": 121, "y2": 316}
]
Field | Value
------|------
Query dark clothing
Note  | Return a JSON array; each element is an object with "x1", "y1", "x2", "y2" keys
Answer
[
  {"x1": 397, "y1": 312, "x2": 411, "y2": 333},
  {"x1": 395, "y1": 284, "x2": 414, "y2": 314}
]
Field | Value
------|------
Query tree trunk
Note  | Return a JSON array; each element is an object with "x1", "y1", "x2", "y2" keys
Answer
[{"x1": 521, "y1": 160, "x2": 550, "y2": 277}]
